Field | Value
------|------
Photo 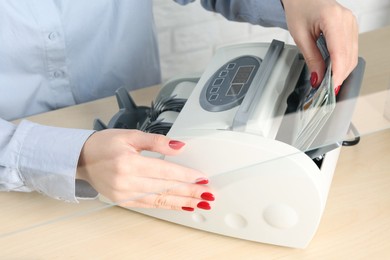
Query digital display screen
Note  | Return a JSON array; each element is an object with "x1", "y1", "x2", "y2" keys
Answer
[
  {"x1": 232, "y1": 65, "x2": 254, "y2": 84},
  {"x1": 226, "y1": 84, "x2": 244, "y2": 96}
]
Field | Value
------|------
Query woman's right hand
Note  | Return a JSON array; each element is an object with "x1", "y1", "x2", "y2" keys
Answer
[
  {"x1": 77, "y1": 129, "x2": 214, "y2": 211},
  {"x1": 282, "y1": 0, "x2": 358, "y2": 92}
]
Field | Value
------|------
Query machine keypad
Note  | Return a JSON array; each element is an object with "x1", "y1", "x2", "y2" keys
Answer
[
  {"x1": 210, "y1": 87, "x2": 219, "y2": 93},
  {"x1": 219, "y1": 70, "x2": 228, "y2": 77},
  {"x1": 213, "y1": 78, "x2": 224, "y2": 86},
  {"x1": 200, "y1": 56, "x2": 261, "y2": 112},
  {"x1": 209, "y1": 94, "x2": 219, "y2": 101}
]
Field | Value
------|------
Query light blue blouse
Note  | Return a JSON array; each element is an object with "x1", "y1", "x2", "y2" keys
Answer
[{"x1": 0, "y1": 0, "x2": 286, "y2": 202}]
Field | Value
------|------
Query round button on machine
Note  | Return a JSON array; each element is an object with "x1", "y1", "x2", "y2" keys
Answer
[
  {"x1": 224, "y1": 213, "x2": 247, "y2": 229},
  {"x1": 191, "y1": 213, "x2": 206, "y2": 223},
  {"x1": 263, "y1": 204, "x2": 298, "y2": 229}
]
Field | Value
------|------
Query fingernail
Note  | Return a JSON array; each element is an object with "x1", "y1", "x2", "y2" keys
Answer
[
  {"x1": 169, "y1": 140, "x2": 185, "y2": 150},
  {"x1": 182, "y1": 207, "x2": 194, "y2": 212},
  {"x1": 201, "y1": 192, "x2": 215, "y2": 201},
  {"x1": 197, "y1": 201, "x2": 211, "y2": 210},
  {"x1": 335, "y1": 85, "x2": 341, "y2": 95},
  {"x1": 310, "y1": 72, "x2": 318, "y2": 87},
  {"x1": 195, "y1": 178, "x2": 209, "y2": 185}
]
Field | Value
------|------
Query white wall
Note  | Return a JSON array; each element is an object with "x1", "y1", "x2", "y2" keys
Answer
[{"x1": 153, "y1": 0, "x2": 390, "y2": 81}]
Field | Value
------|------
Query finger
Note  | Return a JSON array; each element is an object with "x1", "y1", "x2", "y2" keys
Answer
[
  {"x1": 118, "y1": 192, "x2": 213, "y2": 211},
  {"x1": 294, "y1": 32, "x2": 326, "y2": 88},
  {"x1": 129, "y1": 153, "x2": 209, "y2": 184},
  {"x1": 126, "y1": 130, "x2": 186, "y2": 156},
  {"x1": 124, "y1": 176, "x2": 215, "y2": 200},
  {"x1": 322, "y1": 28, "x2": 349, "y2": 89},
  {"x1": 321, "y1": 7, "x2": 359, "y2": 90},
  {"x1": 103, "y1": 179, "x2": 214, "y2": 211}
]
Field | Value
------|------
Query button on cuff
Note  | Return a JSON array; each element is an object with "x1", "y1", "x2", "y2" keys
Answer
[
  {"x1": 52, "y1": 70, "x2": 64, "y2": 78},
  {"x1": 48, "y1": 31, "x2": 59, "y2": 41}
]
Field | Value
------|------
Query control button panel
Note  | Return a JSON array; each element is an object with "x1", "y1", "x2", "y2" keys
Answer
[{"x1": 200, "y1": 56, "x2": 261, "y2": 112}]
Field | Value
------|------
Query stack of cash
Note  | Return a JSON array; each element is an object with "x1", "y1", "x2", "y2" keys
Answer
[{"x1": 294, "y1": 61, "x2": 336, "y2": 151}]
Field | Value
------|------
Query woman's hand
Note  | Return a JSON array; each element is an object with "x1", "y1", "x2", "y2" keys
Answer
[
  {"x1": 77, "y1": 129, "x2": 214, "y2": 211},
  {"x1": 282, "y1": 0, "x2": 358, "y2": 93}
]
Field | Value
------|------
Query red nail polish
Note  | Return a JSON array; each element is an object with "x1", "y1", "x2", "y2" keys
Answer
[
  {"x1": 195, "y1": 178, "x2": 209, "y2": 185},
  {"x1": 335, "y1": 85, "x2": 341, "y2": 95},
  {"x1": 182, "y1": 207, "x2": 194, "y2": 212},
  {"x1": 169, "y1": 140, "x2": 185, "y2": 150},
  {"x1": 197, "y1": 201, "x2": 211, "y2": 210},
  {"x1": 310, "y1": 72, "x2": 318, "y2": 87},
  {"x1": 201, "y1": 192, "x2": 215, "y2": 201}
]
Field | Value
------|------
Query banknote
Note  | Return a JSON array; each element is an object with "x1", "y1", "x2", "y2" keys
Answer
[{"x1": 294, "y1": 61, "x2": 336, "y2": 150}]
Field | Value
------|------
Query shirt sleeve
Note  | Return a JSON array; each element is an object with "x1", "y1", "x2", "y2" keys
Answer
[
  {"x1": 175, "y1": 0, "x2": 287, "y2": 29},
  {"x1": 0, "y1": 118, "x2": 97, "y2": 202}
]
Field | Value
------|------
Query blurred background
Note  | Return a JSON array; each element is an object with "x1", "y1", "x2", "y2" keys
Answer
[{"x1": 153, "y1": 0, "x2": 390, "y2": 81}]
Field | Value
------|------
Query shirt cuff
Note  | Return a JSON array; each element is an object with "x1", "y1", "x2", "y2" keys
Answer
[
  {"x1": 16, "y1": 120, "x2": 96, "y2": 202},
  {"x1": 199, "y1": 0, "x2": 287, "y2": 29},
  {"x1": 246, "y1": 0, "x2": 288, "y2": 29}
]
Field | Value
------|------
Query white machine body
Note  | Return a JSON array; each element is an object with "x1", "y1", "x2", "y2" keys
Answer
[{"x1": 128, "y1": 41, "x2": 344, "y2": 248}]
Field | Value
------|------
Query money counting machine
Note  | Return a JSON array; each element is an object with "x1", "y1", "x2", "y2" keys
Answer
[{"x1": 94, "y1": 39, "x2": 365, "y2": 248}]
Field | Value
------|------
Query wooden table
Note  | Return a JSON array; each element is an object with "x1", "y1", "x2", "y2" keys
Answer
[{"x1": 1, "y1": 26, "x2": 389, "y2": 259}]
